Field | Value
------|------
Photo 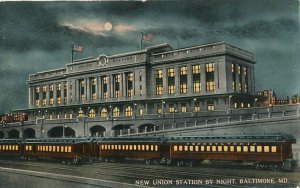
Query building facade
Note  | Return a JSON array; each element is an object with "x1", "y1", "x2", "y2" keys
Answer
[{"x1": 19, "y1": 41, "x2": 257, "y2": 137}]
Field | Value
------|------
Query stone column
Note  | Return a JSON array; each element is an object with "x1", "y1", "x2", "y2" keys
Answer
[
  {"x1": 174, "y1": 67, "x2": 179, "y2": 96},
  {"x1": 98, "y1": 77, "x2": 102, "y2": 99},
  {"x1": 86, "y1": 78, "x2": 90, "y2": 101},
  {"x1": 61, "y1": 81, "x2": 65, "y2": 104},
  {"x1": 214, "y1": 62, "x2": 219, "y2": 93},
  {"x1": 241, "y1": 65, "x2": 245, "y2": 92},
  {"x1": 53, "y1": 83, "x2": 57, "y2": 106},
  {"x1": 120, "y1": 73, "x2": 123, "y2": 98},
  {"x1": 46, "y1": 85, "x2": 50, "y2": 106},
  {"x1": 200, "y1": 64, "x2": 206, "y2": 94},
  {"x1": 163, "y1": 67, "x2": 167, "y2": 97},
  {"x1": 107, "y1": 75, "x2": 112, "y2": 99},
  {"x1": 187, "y1": 65, "x2": 193, "y2": 95},
  {"x1": 235, "y1": 64, "x2": 239, "y2": 92}
]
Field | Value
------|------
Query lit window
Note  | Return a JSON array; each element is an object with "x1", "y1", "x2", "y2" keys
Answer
[
  {"x1": 184, "y1": 146, "x2": 188, "y2": 151},
  {"x1": 194, "y1": 102, "x2": 200, "y2": 112},
  {"x1": 206, "y1": 81, "x2": 215, "y2": 91},
  {"x1": 271, "y1": 146, "x2": 277, "y2": 153},
  {"x1": 207, "y1": 103, "x2": 215, "y2": 111},
  {"x1": 78, "y1": 109, "x2": 84, "y2": 117},
  {"x1": 212, "y1": 146, "x2": 216, "y2": 152},
  {"x1": 224, "y1": 146, "x2": 228, "y2": 152},
  {"x1": 264, "y1": 146, "x2": 270, "y2": 152},
  {"x1": 139, "y1": 109, "x2": 143, "y2": 115},
  {"x1": 257, "y1": 146, "x2": 262, "y2": 152},
  {"x1": 156, "y1": 70, "x2": 163, "y2": 95},
  {"x1": 88, "y1": 109, "x2": 96, "y2": 118},
  {"x1": 201, "y1": 146, "x2": 205, "y2": 151},
  {"x1": 218, "y1": 146, "x2": 222, "y2": 152},
  {"x1": 250, "y1": 146, "x2": 255, "y2": 152},
  {"x1": 112, "y1": 107, "x2": 120, "y2": 117},
  {"x1": 127, "y1": 73, "x2": 134, "y2": 97},
  {"x1": 206, "y1": 63, "x2": 214, "y2": 72},
  {"x1": 179, "y1": 146, "x2": 183, "y2": 151},
  {"x1": 230, "y1": 146, "x2": 235, "y2": 152},
  {"x1": 102, "y1": 76, "x2": 108, "y2": 99},
  {"x1": 181, "y1": 104, "x2": 187, "y2": 113},
  {"x1": 243, "y1": 146, "x2": 248, "y2": 152},
  {"x1": 125, "y1": 106, "x2": 133, "y2": 117},
  {"x1": 168, "y1": 104, "x2": 175, "y2": 113},
  {"x1": 195, "y1": 146, "x2": 199, "y2": 151},
  {"x1": 192, "y1": 65, "x2": 200, "y2": 74},
  {"x1": 100, "y1": 108, "x2": 108, "y2": 118},
  {"x1": 237, "y1": 146, "x2": 241, "y2": 152},
  {"x1": 189, "y1": 146, "x2": 194, "y2": 151},
  {"x1": 174, "y1": 145, "x2": 178, "y2": 151},
  {"x1": 206, "y1": 146, "x2": 211, "y2": 151}
]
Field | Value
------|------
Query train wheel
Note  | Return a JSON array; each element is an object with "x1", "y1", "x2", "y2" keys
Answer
[
  {"x1": 153, "y1": 159, "x2": 159, "y2": 165},
  {"x1": 255, "y1": 163, "x2": 260, "y2": 169},
  {"x1": 187, "y1": 161, "x2": 195, "y2": 167},
  {"x1": 176, "y1": 161, "x2": 183, "y2": 167},
  {"x1": 145, "y1": 159, "x2": 151, "y2": 165}
]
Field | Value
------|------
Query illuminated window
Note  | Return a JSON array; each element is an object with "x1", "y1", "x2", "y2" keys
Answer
[
  {"x1": 155, "y1": 145, "x2": 158, "y2": 151},
  {"x1": 218, "y1": 146, "x2": 223, "y2": 152},
  {"x1": 179, "y1": 146, "x2": 183, "y2": 151},
  {"x1": 127, "y1": 73, "x2": 134, "y2": 97},
  {"x1": 201, "y1": 146, "x2": 205, "y2": 151},
  {"x1": 125, "y1": 106, "x2": 133, "y2": 117},
  {"x1": 194, "y1": 102, "x2": 200, "y2": 112},
  {"x1": 180, "y1": 67, "x2": 187, "y2": 94},
  {"x1": 230, "y1": 146, "x2": 235, "y2": 152},
  {"x1": 184, "y1": 146, "x2": 188, "y2": 151},
  {"x1": 80, "y1": 80, "x2": 85, "y2": 101},
  {"x1": 264, "y1": 146, "x2": 270, "y2": 152},
  {"x1": 250, "y1": 146, "x2": 255, "y2": 152},
  {"x1": 156, "y1": 70, "x2": 163, "y2": 95},
  {"x1": 88, "y1": 109, "x2": 96, "y2": 118},
  {"x1": 174, "y1": 145, "x2": 178, "y2": 151},
  {"x1": 271, "y1": 146, "x2": 277, "y2": 153},
  {"x1": 207, "y1": 102, "x2": 215, "y2": 111},
  {"x1": 61, "y1": 146, "x2": 64, "y2": 152},
  {"x1": 49, "y1": 146, "x2": 52, "y2": 152},
  {"x1": 68, "y1": 146, "x2": 71, "y2": 152},
  {"x1": 206, "y1": 63, "x2": 214, "y2": 72},
  {"x1": 157, "y1": 106, "x2": 162, "y2": 114},
  {"x1": 237, "y1": 146, "x2": 241, "y2": 152},
  {"x1": 112, "y1": 107, "x2": 120, "y2": 117},
  {"x1": 212, "y1": 146, "x2": 216, "y2": 152},
  {"x1": 168, "y1": 68, "x2": 175, "y2": 94},
  {"x1": 189, "y1": 146, "x2": 194, "y2": 151},
  {"x1": 243, "y1": 146, "x2": 248, "y2": 152},
  {"x1": 114, "y1": 74, "x2": 120, "y2": 98},
  {"x1": 102, "y1": 76, "x2": 108, "y2": 99},
  {"x1": 142, "y1": 145, "x2": 145, "y2": 151},
  {"x1": 181, "y1": 104, "x2": 187, "y2": 113},
  {"x1": 257, "y1": 146, "x2": 262, "y2": 152},
  {"x1": 224, "y1": 146, "x2": 228, "y2": 152},
  {"x1": 139, "y1": 109, "x2": 143, "y2": 116},
  {"x1": 53, "y1": 146, "x2": 56, "y2": 152},
  {"x1": 206, "y1": 146, "x2": 211, "y2": 151},
  {"x1": 100, "y1": 108, "x2": 108, "y2": 118},
  {"x1": 193, "y1": 65, "x2": 201, "y2": 93},
  {"x1": 146, "y1": 145, "x2": 149, "y2": 151},
  {"x1": 168, "y1": 104, "x2": 175, "y2": 113},
  {"x1": 206, "y1": 81, "x2": 215, "y2": 91},
  {"x1": 78, "y1": 109, "x2": 84, "y2": 117},
  {"x1": 195, "y1": 146, "x2": 199, "y2": 151}
]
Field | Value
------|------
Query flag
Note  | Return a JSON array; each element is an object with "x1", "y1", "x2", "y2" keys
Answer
[
  {"x1": 73, "y1": 45, "x2": 83, "y2": 53},
  {"x1": 143, "y1": 33, "x2": 153, "y2": 42}
]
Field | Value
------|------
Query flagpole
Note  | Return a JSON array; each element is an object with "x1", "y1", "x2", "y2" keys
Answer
[
  {"x1": 71, "y1": 43, "x2": 74, "y2": 63},
  {"x1": 140, "y1": 31, "x2": 143, "y2": 51}
]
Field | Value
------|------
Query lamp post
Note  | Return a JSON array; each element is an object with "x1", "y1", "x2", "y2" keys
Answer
[
  {"x1": 162, "y1": 100, "x2": 165, "y2": 117},
  {"x1": 228, "y1": 95, "x2": 232, "y2": 114},
  {"x1": 173, "y1": 109, "x2": 177, "y2": 123},
  {"x1": 254, "y1": 98, "x2": 258, "y2": 114},
  {"x1": 133, "y1": 103, "x2": 137, "y2": 119}
]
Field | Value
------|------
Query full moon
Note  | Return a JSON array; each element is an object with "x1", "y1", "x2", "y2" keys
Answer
[{"x1": 104, "y1": 22, "x2": 113, "y2": 31}]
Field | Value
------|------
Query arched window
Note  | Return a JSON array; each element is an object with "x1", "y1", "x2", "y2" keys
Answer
[
  {"x1": 78, "y1": 109, "x2": 84, "y2": 117},
  {"x1": 88, "y1": 109, "x2": 96, "y2": 118},
  {"x1": 100, "y1": 108, "x2": 108, "y2": 117},
  {"x1": 112, "y1": 107, "x2": 120, "y2": 117},
  {"x1": 125, "y1": 106, "x2": 133, "y2": 117}
]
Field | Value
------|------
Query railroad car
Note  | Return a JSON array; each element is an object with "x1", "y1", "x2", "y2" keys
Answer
[
  {"x1": 167, "y1": 133, "x2": 297, "y2": 169},
  {"x1": 0, "y1": 113, "x2": 28, "y2": 125},
  {"x1": 0, "y1": 139, "x2": 22, "y2": 158},
  {"x1": 23, "y1": 138, "x2": 91, "y2": 164},
  {"x1": 93, "y1": 136, "x2": 166, "y2": 164}
]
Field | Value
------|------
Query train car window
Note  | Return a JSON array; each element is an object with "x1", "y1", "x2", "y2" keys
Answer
[
  {"x1": 250, "y1": 146, "x2": 255, "y2": 152},
  {"x1": 61, "y1": 146, "x2": 64, "y2": 152},
  {"x1": 122, "y1": 145, "x2": 125, "y2": 150},
  {"x1": 26, "y1": 145, "x2": 29, "y2": 151},
  {"x1": 155, "y1": 145, "x2": 158, "y2": 151},
  {"x1": 138, "y1": 145, "x2": 141, "y2": 151},
  {"x1": 189, "y1": 146, "x2": 194, "y2": 152},
  {"x1": 201, "y1": 146, "x2": 205, "y2": 151},
  {"x1": 68, "y1": 146, "x2": 72, "y2": 152},
  {"x1": 49, "y1": 146, "x2": 52, "y2": 152},
  {"x1": 151, "y1": 145, "x2": 154, "y2": 151},
  {"x1": 212, "y1": 146, "x2": 216, "y2": 152},
  {"x1": 174, "y1": 145, "x2": 178, "y2": 151},
  {"x1": 111, "y1": 145, "x2": 115, "y2": 150},
  {"x1": 223, "y1": 146, "x2": 228, "y2": 152},
  {"x1": 218, "y1": 146, "x2": 222, "y2": 152},
  {"x1": 12, "y1": 145, "x2": 15, "y2": 150},
  {"x1": 57, "y1": 146, "x2": 60, "y2": 152},
  {"x1": 43, "y1": 146, "x2": 46, "y2": 151},
  {"x1": 184, "y1": 146, "x2": 188, "y2": 151},
  {"x1": 179, "y1": 146, "x2": 183, "y2": 151},
  {"x1": 264, "y1": 146, "x2": 270, "y2": 152},
  {"x1": 0, "y1": 145, "x2": 1, "y2": 151},
  {"x1": 257, "y1": 146, "x2": 262, "y2": 152},
  {"x1": 195, "y1": 146, "x2": 199, "y2": 151},
  {"x1": 9, "y1": 145, "x2": 12, "y2": 150},
  {"x1": 65, "y1": 146, "x2": 68, "y2": 152},
  {"x1": 126, "y1": 145, "x2": 129, "y2": 150},
  {"x1": 271, "y1": 146, "x2": 277, "y2": 153},
  {"x1": 206, "y1": 146, "x2": 211, "y2": 151},
  {"x1": 142, "y1": 145, "x2": 145, "y2": 151},
  {"x1": 108, "y1": 145, "x2": 111, "y2": 150},
  {"x1": 53, "y1": 146, "x2": 56, "y2": 152},
  {"x1": 134, "y1": 145, "x2": 137, "y2": 150},
  {"x1": 5, "y1": 145, "x2": 8, "y2": 150},
  {"x1": 28, "y1": 145, "x2": 31, "y2": 151},
  {"x1": 118, "y1": 145, "x2": 121, "y2": 150},
  {"x1": 115, "y1": 145, "x2": 118, "y2": 150},
  {"x1": 105, "y1": 145, "x2": 107, "y2": 150},
  {"x1": 46, "y1": 146, "x2": 49, "y2": 152},
  {"x1": 243, "y1": 146, "x2": 248, "y2": 152},
  {"x1": 129, "y1": 145, "x2": 133, "y2": 150},
  {"x1": 236, "y1": 146, "x2": 241, "y2": 152},
  {"x1": 230, "y1": 146, "x2": 234, "y2": 152},
  {"x1": 146, "y1": 145, "x2": 149, "y2": 151}
]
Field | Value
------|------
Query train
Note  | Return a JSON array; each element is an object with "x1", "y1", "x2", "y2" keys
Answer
[
  {"x1": 0, "y1": 113, "x2": 28, "y2": 125},
  {"x1": 0, "y1": 133, "x2": 297, "y2": 170}
]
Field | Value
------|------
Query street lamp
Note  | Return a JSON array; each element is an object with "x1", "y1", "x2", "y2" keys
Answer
[
  {"x1": 162, "y1": 100, "x2": 165, "y2": 117},
  {"x1": 228, "y1": 95, "x2": 232, "y2": 114},
  {"x1": 173, "y1": 109, "x2": 177, "y2": 123},
  {"x1": 133, "y1": 103, "x2": 137, "y2": 119},
  {"x1": 254, "y1": 98, "x2": 258, "y2": 114}
]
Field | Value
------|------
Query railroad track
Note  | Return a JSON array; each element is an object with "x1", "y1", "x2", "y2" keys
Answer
[{"x1": 0, "y1": 159, "x2": 298, "y2": 187}]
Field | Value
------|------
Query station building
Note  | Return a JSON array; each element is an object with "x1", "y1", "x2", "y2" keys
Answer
[{"x1": 26, "y1": 41, "x2": 256, "y2": 121}]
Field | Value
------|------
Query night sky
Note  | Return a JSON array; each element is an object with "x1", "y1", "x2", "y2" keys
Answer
[{"x1": 0, "y1": 0, "x2": 299, "y2": 113}]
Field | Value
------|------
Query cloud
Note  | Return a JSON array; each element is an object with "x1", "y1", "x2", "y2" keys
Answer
[{"x1": 113, "y1": 24, "x2": 136, "y2": 32}]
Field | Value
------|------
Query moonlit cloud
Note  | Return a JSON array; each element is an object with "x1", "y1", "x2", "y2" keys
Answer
[{"x1": 114, "y1": 24, "x2": 136, "y2": 32}]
